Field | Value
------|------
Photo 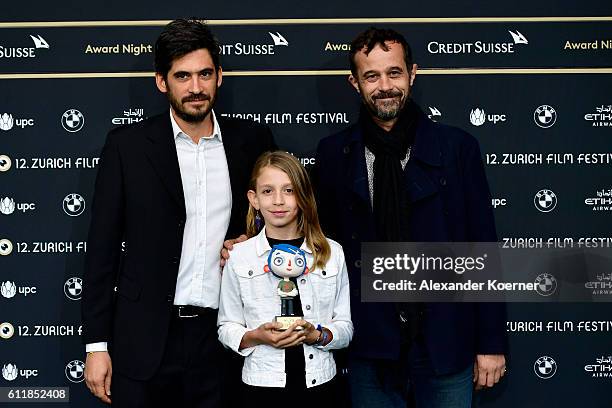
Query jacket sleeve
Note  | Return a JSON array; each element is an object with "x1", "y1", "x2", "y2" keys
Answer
[
  {"x1": 218, "y1": 257, "x2": 256, "y2": 357},
  {"x1": 461, "y1": 135, "x2": 508, "y2": 354},
  {"x1": 317, "y1": 246, "x2": 353, "y2": 351},
  {"x1": 312, "y1": 139, "x2": 339, "y2": 240},
  {"x1": 81, "y1": 130, "x2": 125, "y2": 345}
]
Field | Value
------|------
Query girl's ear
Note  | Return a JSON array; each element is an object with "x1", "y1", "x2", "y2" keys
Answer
[{"x1": 247, "y1": 189, "x2": 259, "y2": 210}]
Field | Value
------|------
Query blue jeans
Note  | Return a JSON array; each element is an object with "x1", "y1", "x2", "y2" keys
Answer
[{"x1": 348, "y1": 347, "x2": 473, "y2": 408}]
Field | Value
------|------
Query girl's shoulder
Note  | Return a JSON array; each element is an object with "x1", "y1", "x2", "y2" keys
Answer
[{"x1": 226, "y1": 236, "x2": 259, "y2": 265}]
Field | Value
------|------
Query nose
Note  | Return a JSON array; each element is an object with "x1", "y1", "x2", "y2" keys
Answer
[
  {"x1": 273, "y1": 190, "x2": 284, "y2": 205},
  {"x1": 189, "y1": 76, "x2": 202, "y2": 94},
  {"x1": 378, "y1": 74, "x2": 393, "y2": 92},
  {"x1": 288, "y1": 260, "x2": 292, "y2": 267}
]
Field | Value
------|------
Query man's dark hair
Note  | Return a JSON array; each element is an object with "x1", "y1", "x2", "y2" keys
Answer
[
  {"x1": 154, "y1": 19, "x2": 221, "y2": 77},
  {"x1": 349, "y1": 27, "x2": 413, "y2": 75}
]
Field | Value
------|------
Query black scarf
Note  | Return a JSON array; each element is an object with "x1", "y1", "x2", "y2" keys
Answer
[
  {"x1": 361, "y1": 100, "x2": 419, "y2": 242},
  {"x1": 361, "y1": 100, "x2": 424, "y2": 350}
]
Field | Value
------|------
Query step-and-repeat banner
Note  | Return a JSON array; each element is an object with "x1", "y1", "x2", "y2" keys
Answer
[{"x1": 1, "y1": 1, "x2": 611, "y2": 406}]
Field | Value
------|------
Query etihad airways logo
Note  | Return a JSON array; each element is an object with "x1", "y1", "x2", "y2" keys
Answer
[
  {"x1": 220, "y1": 32, "x2": 289, "y2": 56},
  {"x1": 428, "y1": 29, "x2": 528, "y2": 54},
  {"x1": 0, "y1": 35, "x2": 50, "y2": 59}
]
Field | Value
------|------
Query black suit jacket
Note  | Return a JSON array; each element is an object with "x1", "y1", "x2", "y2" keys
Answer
[{"x1": 81, "y1": 112, "x2": 276, "y2": 380}]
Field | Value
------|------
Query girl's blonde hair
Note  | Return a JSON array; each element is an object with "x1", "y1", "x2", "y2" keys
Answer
[{"x1": 246, "y1": 151, "x2": 331, "y2": 270}]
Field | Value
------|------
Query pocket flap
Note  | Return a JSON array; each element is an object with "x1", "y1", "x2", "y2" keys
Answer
[{"x1": 116, "y1": 275, "x2": 142, "y2": 301}]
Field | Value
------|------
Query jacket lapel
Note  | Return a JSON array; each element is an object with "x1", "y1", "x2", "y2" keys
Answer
[
  {"x1": 344, "y1": 125, "x2": 371, "y2": 210},
  {"x1": 404, "y1": 113, "x2": 441, "y2": 203},
  {"x1": 217, "y1": 116, "x2": 248, "y2": 192},
  {"x1": 144, "y1": 112, "x2": 186, "y2": 214}
]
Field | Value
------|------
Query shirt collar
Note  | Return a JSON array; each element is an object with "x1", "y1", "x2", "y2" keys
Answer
[
  {"x1": 169, "y1": 109, "x2": 222, "y2": 142},
  {"x1": 254, "y1": 226, "x2": 313, "y2": 257}
]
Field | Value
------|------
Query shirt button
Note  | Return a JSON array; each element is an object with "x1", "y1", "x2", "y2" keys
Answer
[
  {"x1": 300, "y1": 278, "x2": 306, "y2": 284},
  {"x1": 305, "y1": 305, "x2": 311, "y2": 311},
  {"x1": 309, "y1": 354, "x2": 314, "y2": 359}
]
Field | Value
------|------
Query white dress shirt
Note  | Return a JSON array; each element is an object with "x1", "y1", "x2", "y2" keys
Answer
[
  {"x1": 86, "y1": 109, "x2": 232, "y2": 353},
  {"x1": 217, "y1": 227, "x2": 353, "y2": 388}
]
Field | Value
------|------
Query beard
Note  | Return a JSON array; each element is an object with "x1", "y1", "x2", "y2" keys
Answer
[
  {"x1": 167, "y1": 86, "x2": 217, "y2": 123},
  {"x1": 365, "y1": 89, "x2": 407, "y2": 121}
]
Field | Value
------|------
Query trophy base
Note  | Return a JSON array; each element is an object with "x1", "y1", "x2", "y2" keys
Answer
[{"x1": 275, "y1": 315, "x2": 303, "y2": 330}]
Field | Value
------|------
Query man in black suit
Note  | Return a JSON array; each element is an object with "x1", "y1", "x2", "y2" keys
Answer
[{"x1": 81, "y1": 19, "x2": 275, "y2": 407}]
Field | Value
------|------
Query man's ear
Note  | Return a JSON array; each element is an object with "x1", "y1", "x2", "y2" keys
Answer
[
  {"x1": 409, "y1": 63, "x2": 418, "y2": 87},
  {"x1": 155, "y1": 73, "x2": 167, "y2": 93},
  {"x1": 348, "y1": 74, "x2": 360, "y2": 94},
  {"x1": 217, "y1": 66, "x2": 223, "y2": 88},
  {"x1": 247, "y1": 190, "x2": 259, "y2": 210}
]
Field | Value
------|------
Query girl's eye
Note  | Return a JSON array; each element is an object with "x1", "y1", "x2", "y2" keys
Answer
[
  {"x1": 285, "y1": 188, "x2": 293, "y2": 193},
  {"x1": 273, "y1": 256, "x2": 284, "y2": 266},
  {"x1": 262, "y1": 189, "x2": 272, "y2": 194},
  {"x1": 295, "y1": 257, "x2": 304, "y2": 267}
]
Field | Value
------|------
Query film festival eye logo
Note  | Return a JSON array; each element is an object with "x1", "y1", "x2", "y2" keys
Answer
[
  {"x1": 0, "y1": 155, "x2": 12, "y2": 172},
  {"x1": 61, "y1": 109, "x2": 85, "y2": 133},
  {"x1": 0, "y1": 322, "x2": 15, "y2": 340},
  {"x1": 0, "y1": 197, "x2": 15, "y2": 215},
  {"x1": 1, "y1": 281, "x2": 17, "y2": 298},
  {"x1": 535, "y1": 273, "x2": 557, "y2": 296},
  {"x1": 64, "y1": 277, "x2": 83, "y2": 301},
  {"x1": 0, "y1": 113, "x2": 14, "y2": 131},
  {"x1": 65, "y1": 360, "x2": 85, "y2": 383},
  {"x1": 428, "y1": 107, "x2": 442, "y2": 122},
  {"x1": 534, "y1": 356, "x2": 558, "y2": 379},
  {"x1": 63, "y1": 193, "x2": 85, "y2": 216},
  {"x1": 534, "y1": 189, "x2": 557, "y2": 213},
  {"x1": 534, "y1": 105, "x2": 557, "y2": 128},
  {"x1": 0, "y1": 239, "x2": 13, "y2": 256},
  {"x1": 2, "y1": 363, "x2": 18, "y2": 381}
]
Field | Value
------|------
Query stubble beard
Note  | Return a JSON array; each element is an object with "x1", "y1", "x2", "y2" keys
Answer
[{"x1": 168, "y1": 87, "x2": 217, "y2": 124}]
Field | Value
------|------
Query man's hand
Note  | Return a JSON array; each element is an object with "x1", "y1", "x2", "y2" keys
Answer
[
  {"x1": 473, "y1": 354, "x2": 506, "y2": 390},
  {"x1": 85, "y1": 351, "x2": 112, "y2": 404},
  {"x1": 220, "y1": 234, "x2": 247, "y2": 267}
]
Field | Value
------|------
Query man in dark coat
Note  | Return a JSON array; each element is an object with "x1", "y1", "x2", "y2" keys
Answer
[
  {"x1": 314, "y1": 27, "x2": 507, "y2": 407},
  {"x1": 81, "y1": 19, "x2": 275, "y2": 407}
]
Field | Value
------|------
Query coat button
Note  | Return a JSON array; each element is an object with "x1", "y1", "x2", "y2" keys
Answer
[
  {"x1": 300, "y1": 278, "x2": 306, "y2": 284},
  {"x1": 322, "y1": 271, "x2": 326, "y2": 276},
  {"x1": 166, "y1": 294, "x2": 173, "y2": 303},
  {"x1": 312, "y1": 379, "x2": 317, "y2": 385},
  {"x1": 309, "y1": 354, "x2": 314, "y2": 359},
  {"x1": 343, "y1": 146, "x2": 350, "y2": 154},
  {"x1": 248, "y1": 270, "x2": 253, "y2": 276},
  {"x1": 354, "y1": 260, "x2": 361, "y2": 268},
  {"x1": 178, "y1": 220, "x2": 184, "y2": 228},
  {"x1": 305, "y1": 305, "x2": 311, "y2": 311},
  {"x1": 171, "y1": 256, "x2": 179, "y2": 264},
  {"x1": 440, "y1": 177, "x2": 447, "y2": 186},
  {"x1": 351, "y1": 233, "x2": 358, "y2": 240}
]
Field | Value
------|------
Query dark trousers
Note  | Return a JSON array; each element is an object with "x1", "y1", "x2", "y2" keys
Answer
[
  {"x1": 243, "y1": 377, "x2": 339, "y2": 408},
  {"x1": 111, "y1": 309, "x2": 230, "y2": 408}
]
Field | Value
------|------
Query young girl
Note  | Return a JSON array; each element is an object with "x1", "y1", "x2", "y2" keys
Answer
[{"x1": 218, "y1": 151, "x2": 352, "y2": 405}]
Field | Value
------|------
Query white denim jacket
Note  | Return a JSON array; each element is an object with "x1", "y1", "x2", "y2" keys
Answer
[{"x1": 218, "y1": 227, "x2": 353, "y2": 388}]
